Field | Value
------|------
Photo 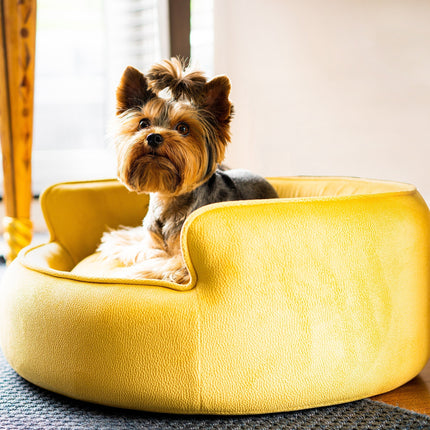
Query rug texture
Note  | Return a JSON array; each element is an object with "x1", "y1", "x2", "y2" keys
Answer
[{"x1": 1, "y1": 350, "x2": 429, "y2": 430}]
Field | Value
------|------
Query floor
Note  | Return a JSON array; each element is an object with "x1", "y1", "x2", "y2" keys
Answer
[{"x1": 372, "y1": 360, "x2": 430, "y2": 415}]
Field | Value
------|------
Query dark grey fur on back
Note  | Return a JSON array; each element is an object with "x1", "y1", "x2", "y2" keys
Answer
[
  {"x1": 145, "y1": 168, "x2": 278, "y2": 240},
  {"x1": 194, "y1": 168, "x2": 278, "y2": 207}
]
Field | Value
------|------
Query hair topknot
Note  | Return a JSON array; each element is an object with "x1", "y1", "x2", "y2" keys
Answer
[{"x1": 146, "y1": 58, "x2": 207, "y2": 103}]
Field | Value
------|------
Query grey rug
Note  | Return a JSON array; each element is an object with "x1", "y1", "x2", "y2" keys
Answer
[{"x1": 1, "y1": 351, "x2": 429, "y2": 429}]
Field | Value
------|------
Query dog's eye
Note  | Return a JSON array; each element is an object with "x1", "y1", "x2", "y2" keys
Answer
[
  {"x1": 175, "y1": 122, "x2": 190, "y2": 136},
  {"x1": 138, "y1": 118, "x2": 151, "y2": 129}
]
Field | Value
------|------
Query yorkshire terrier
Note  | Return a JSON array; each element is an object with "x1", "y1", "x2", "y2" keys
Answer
[{"x1": 97, "y1": 58, "x2": 278, "y2": 283}]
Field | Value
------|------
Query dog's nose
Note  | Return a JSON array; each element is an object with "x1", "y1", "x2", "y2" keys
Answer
[{"x1": 147, "y1": 133, "x2": 164, "y2": 148}]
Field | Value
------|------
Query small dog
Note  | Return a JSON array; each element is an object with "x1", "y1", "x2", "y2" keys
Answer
[{"x1": 98, "y1": 58, "x2": 278, "y2": 283}]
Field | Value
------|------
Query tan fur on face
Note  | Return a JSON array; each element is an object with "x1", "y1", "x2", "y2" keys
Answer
[{"x1": 114, "y1": 98, "x2": 219, "y2": 196}]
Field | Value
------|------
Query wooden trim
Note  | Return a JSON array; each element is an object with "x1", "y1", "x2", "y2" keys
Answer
[{"x1": 168, "y1": 0, "x2": 190, "y2": 60}]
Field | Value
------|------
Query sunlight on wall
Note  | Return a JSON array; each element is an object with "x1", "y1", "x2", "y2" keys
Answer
[{"x1": 214, "y1": 0, "x2": 430, "y2": 202}]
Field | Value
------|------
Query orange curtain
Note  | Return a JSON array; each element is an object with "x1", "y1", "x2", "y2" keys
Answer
[{"x1": 0, "y1": 0, "x2": 36, "y2": 262}]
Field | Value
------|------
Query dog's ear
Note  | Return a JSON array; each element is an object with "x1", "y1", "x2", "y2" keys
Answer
[
  {"x1": 201, "y1": 76, "x2": 232, "y2": 124},
  {"x1": 116, "y1": 66, "x2": 156, "y2": 114}
]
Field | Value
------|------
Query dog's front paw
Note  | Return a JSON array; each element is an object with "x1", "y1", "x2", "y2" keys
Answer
[
  {"x1": 166, "y1": 266, "x2": 190, "y2": 284},
  {"x1": 115, "y1": 255, "x2": 190, "y2": 285}
]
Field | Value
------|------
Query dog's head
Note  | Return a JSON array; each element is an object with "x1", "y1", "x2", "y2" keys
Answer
[{"x1": 113, "y1": 58, "x2": 233, "y2": 196}]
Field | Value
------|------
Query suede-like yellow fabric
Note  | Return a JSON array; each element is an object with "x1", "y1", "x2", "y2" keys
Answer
[{"x1": 0, "y1": 177, "x2": 429, "y2": 414}]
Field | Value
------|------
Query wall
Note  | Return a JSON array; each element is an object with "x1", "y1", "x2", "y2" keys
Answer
[{"x1": 214, "y1": 0, "x2": 430, "y2": 202}]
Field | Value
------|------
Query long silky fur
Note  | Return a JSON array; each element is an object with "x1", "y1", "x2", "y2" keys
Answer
[
  {"x1": 91, "y1": 59, "x2": 278, "y2": 284},
  {"x1": 147, "y1": 58, "x2": 207, "y2": 103}
]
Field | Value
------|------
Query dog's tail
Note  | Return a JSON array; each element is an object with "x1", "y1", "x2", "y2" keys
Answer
[{"x1": 147, "y1": 57, "x2": 207, "y2": 102}]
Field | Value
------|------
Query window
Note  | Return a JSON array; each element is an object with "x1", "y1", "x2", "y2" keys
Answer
[
  {"x1": 31, "y1": 0, "x2": 170, "y2": 194},
  {"x1": 190, "y1": 0, "x2": 213, "y2": 75},
  {"x1": 0, "y1": 0, "x2": 213, "y2": 195}
]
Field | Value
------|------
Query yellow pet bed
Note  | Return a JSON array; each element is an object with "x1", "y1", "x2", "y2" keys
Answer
[{"x1": 1, "y1": 177, "x2": 429, "y2": 415}]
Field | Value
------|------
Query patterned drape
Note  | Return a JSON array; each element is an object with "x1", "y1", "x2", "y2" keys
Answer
[{"x1": 0, "y1": 0, "x2": 36, "y2": 262}]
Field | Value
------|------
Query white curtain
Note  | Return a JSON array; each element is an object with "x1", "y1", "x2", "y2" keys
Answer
[{"x1": 29, "y1": 0, "x2": 169, "y2": 195}]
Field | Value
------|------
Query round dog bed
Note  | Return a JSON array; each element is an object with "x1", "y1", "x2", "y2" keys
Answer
[{"x1": 1, "y1": 177, "x2": 429, "y2": 415}]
